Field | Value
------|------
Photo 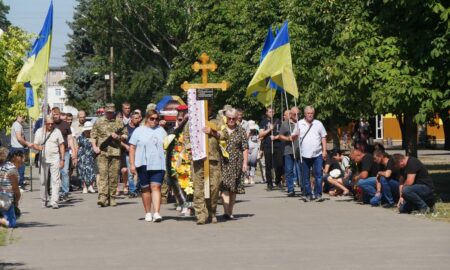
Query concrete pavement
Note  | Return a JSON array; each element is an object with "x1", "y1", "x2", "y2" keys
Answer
[{"x1": 1, "y1": 170, "x2": 450, "y2": 270}]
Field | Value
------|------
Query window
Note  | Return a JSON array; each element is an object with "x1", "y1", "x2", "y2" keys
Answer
[{"x1": 55, "y1": 89, "x2": 62, "y2": 96}]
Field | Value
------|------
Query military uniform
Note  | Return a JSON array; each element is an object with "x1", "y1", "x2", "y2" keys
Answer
[
  {"x1": 91, "y1": 104, "x2": 126, "y2": 207},
  {"x1": 187, "y1": 118, "x2": 222, "y2": 224}
]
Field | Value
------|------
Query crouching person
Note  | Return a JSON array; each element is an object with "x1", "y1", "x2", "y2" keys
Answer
[
  {"x1": 372, "y1": 150, "x2": 400, "y2": 207},
  {"x1": 326, "y1": 150, "x2": 352, "y2": 196},
  {"x1": 0, "y1": 147, "x2": 23, "y2": 227},
  {"x1": 393, "y1": 154, "x2": 435, "y2": 214}
]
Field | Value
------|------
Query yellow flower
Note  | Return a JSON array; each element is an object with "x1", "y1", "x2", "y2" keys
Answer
[{"x1": 179, "y1": 174, "x2": 190, "y2": 188}]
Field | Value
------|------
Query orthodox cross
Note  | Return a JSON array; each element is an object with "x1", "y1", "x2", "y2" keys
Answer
[{"x1": 181, "y1": 52, "x2": 230, "y2": 198}]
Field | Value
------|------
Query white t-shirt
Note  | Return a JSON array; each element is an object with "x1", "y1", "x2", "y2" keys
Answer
[
  {"x1": 129, "y1": 126, "x2": 167, "y2": 171},
  {"x1": 34, "y1": 128, "x2": 64, "y2": 163},
  {"x1": 10, "y1": 121, "x2": 24, "y2": 148},
  {"x1": 294, "y1": 119, "x2": 327, "y2": 158}
]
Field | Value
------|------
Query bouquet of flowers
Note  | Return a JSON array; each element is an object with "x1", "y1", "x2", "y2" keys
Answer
[{"x1": 171, "y1": 134, "x2": 194, "y2": 203}]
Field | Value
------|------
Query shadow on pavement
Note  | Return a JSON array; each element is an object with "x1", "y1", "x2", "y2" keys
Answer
[
  {"x1": 19, "y1": 221, "x2": 60, "y2": 228},
  {"x1": 0, "y1": 261, "x2": 31, "y2": 270}
]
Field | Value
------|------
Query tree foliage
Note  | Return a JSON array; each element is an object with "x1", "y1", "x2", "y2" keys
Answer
[
  {"x1": 0, "y1": 26, "x2": 31, "y2": 132},
  {"x1": 63, "y1": 0, "x2": 450, "y2": 153},
  {"x1": 64, "y1": 0, "x2": 189, "y2": 113}
]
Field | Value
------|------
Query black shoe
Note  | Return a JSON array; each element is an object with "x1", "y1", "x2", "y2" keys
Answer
[
  {"x1": 128, "y1": 192, "x2": 138, "y2": 198},
  {"x1": 382, "y1": 203, "x2": 395, "y2": 209},
  {"x1": 309, "y1": 195, "x2": 317, "y2": 201},
  {"x1": 266, "y1": 185, "x2": 273, "y2": 191},
  {"x1": 223, "y1": 214, "x2": 234, "y2": 220},
  {"x1": 287, "y1": 192, "x2": 295, "y2": 197},
  {"x1": 316, "y1": 196, "x2": 325, "y2": 202}
]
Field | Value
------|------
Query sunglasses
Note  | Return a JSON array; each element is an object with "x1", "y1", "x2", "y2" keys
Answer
[
  {"x1": 227, "y1": 117, "x2": 237, "y2": 121},
  {"x1": 46, "y1": 123, "x2": 55, "y2": 125},
  {"x1": 148, "y1": 117, "x2": 159, "y2": 121}
]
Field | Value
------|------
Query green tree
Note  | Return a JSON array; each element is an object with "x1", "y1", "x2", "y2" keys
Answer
[
  {"x1": 169, "y1": 0, "x2": 288, "y2": 118},
  {"x1": 64, "y1": 0, "x2": 189, "y2": 112},
  {"x1": 0, "y1": 0, "x2": 10, "y2": 31},
  {"x1": 0, "y1": 26, "x2": 31, "y2": 132}
]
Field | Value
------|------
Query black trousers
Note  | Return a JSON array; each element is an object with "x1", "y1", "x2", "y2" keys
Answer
[{"x1": 263, "y1": 145, "x2": 284, "y2": 186}]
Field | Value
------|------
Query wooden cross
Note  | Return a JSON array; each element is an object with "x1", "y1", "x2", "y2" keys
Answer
[{"x1": 181, "y1": 52, "x2": 230, "y2": 198}]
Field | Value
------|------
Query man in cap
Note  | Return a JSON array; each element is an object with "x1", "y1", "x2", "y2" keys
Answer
[{"x1": 91, "y1": 103, "x2": 126, "y2": 207}]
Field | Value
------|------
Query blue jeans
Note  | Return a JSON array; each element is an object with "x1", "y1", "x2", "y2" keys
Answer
[
  {"x1": 301, "y1": 155, "x2": 323, "y2": 197},
  {"x1": 357, "y1": 177, "x2": 377, "y2": 204},
  {"x1": 125, "y1": 155, "x2": 136, "y2": 194},
  {"x1": 380, "y1": 177, "x2": 399, "y2": 205},
  {"x1": 284, "y1": 154, "x2": 296, "y2": 193},
  {"x1": 1, "y1": 205, "x2": 17, "y2": 228},
  {"x1": 400, "y1": 184, "x2": 434, "y2": 213},
  {"x1": 293, "y1": 161, "x2": 301, "y2": 185},
  {"x1": 10, "y1": 147, "x2": 25, "y2": 186},
  {"x1": 60, "y1": 151, "x2": 70, "y2": 195}
]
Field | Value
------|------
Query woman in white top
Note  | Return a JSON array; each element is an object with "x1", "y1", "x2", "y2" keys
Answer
[{"x1": 129, "y1": 110, "x2": 167, "y2": 222}]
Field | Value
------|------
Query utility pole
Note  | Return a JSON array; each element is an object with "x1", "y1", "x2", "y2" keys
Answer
[{"x1": 110, "y1": 46, "x2": 114, "y2": 101}]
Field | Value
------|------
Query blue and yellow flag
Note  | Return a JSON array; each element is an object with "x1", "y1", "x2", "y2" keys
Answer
[
  {"x1": 251, "y1": 26, "x2": 276, "y2": 107},
  {"x1": 247, "y1": 21, "x2": 298, "y2": 100},
  {"x1": 16, "y1": 1, "x2": 53, "y2": 119}
]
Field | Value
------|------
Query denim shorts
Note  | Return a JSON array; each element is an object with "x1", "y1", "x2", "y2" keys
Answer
[{"x1": 136, "y1": 167, "x2": 165, "y2": 188}]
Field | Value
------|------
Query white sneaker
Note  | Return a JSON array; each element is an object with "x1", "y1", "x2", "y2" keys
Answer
[
  {"x1": 51, "y1": 203, "x2": 59, "y2": 209},
  {"x1": 244, "y1": 179, "x2": 249, "y2": 185},
  {"x1": 144, "y1": 213, "x2": 153, "y2": 222},
  {"x1": 88, "y1": 186, "x2": 96, "y2": 193},
  {"x1": 82, "y1": 187, "x2": 88, "y2": 194},
  {"x1": 153, "y1": 212, "x2": 162, "y2": 222}
]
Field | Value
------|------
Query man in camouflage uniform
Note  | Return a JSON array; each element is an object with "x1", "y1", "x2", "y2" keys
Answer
[
  {"x1": 188, "y1": 111, "x2": 222, "y2": 225},
  {"x1": 91, "y1": 103, "x2": 126, "y2": 207}
]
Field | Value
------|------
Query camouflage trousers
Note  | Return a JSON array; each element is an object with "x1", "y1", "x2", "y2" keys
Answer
[
  {"x1": 193, "y1": 160, "x2": 221, "y2": 222},
  {"x1": 97, "y1": 154, "x2": 120, "y2": 201}
]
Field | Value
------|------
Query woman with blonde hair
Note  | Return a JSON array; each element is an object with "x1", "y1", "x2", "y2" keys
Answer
[{"x1": 129, "y1": 110, "x2": 167, "y2": 222}]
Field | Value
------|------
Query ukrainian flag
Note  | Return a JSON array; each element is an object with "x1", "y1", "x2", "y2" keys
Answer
[
  {"x1": 251, "y1": 26, "x2": 276, "y2": 107},
  {"x1": 16, "y1": 1, "x2": 53, "y2": 119},
  {"x1": 247, "y1": 21, "x2": 298, "y2": 100}
]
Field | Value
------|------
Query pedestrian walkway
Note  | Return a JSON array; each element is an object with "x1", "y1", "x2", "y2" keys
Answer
[{"x1": 1, "y1": 170, "x2": 450, "y2": 269}]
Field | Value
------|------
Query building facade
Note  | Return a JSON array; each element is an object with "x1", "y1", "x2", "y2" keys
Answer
[{"x1": 47, "y1": 67, "x2": 78, "y2": 115}]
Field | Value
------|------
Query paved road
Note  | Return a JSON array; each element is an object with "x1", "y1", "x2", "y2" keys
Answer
[{"x1": 2, "y1": 159, "x2": 450, "y2": 270}]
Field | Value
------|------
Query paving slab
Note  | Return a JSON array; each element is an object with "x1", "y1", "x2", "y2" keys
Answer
[{"x1": 1, "y1": 168, "x2": 450, "y2": 270}]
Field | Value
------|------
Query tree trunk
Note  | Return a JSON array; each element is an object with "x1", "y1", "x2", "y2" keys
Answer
[
  {"x1": 397, "y1": 115, "x2": 407, "y2": 149},
  {"x1": 403, "y1": 113, "x2": 418, "y2": 157},
  {"x1": 442, "y1": 112, "x2": 450, "y2": 150}
]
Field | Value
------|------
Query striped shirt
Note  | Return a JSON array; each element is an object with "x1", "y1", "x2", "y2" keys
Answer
[{"x1": 0, "y1": 162, "x2": 18, "y2": 199}]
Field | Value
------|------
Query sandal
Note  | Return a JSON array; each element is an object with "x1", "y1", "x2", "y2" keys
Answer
[{"x1": 123, "y1": 186, "x2": 129, "y2": 195}]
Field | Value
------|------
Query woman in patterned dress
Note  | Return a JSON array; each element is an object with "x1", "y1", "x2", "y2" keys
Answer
[
  {"x1": 220, "y1": 108, "x2": 248, "y2": 220},
  {"x1": 77, "y1": 122, "x2": 96, "y2": 194}
]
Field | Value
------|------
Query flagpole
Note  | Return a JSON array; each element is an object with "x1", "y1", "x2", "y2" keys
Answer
[
  {"x1": 28, "y1": 111, "x2": 33, "y2": 191},
  {"x1": 284, "y1": 90, "x2": 296, "y2": 160}
]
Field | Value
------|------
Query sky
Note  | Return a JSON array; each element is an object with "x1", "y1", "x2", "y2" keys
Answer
[{"x1": 5, "y1": 0, "x2": 77, "y2": 67}]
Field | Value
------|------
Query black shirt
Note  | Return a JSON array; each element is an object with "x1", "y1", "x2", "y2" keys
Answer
[
  {"x1": 54, "y1": 120, "x2": 72, "y2": 150},
  {"x1": 259, "y1": 116, "x2": 282, "y2": 148},
  {"x1": 359, "y1": 153, "x2": 379, "y2": 177},
  {"x1": 385, "y1": 158, "x2": 401, "y2": 181},
  {"x1": 403, "y1": 157, "x2": 434, "y2": 190}
]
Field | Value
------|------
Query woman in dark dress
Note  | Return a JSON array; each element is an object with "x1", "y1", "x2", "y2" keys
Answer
[
  {"x1": 77, "y1": 122, "x2": 96, "y2": 194},
  {"x1": 220, "y1": 108, "x2": 248, "y2": 219}
]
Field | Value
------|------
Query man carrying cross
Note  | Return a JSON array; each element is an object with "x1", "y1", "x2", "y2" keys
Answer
[{"x1": 181, "y1": 53, "x2": 229, "y2": 224}]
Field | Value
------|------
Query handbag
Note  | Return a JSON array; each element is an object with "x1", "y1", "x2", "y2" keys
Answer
[{"x1": 0, "y1": 192, "x2": 12, "y2": 212}]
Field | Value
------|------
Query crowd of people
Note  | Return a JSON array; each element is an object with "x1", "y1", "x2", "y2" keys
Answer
[{"x1": 0, "y1": 101, "x2": 436, "y2": 228}]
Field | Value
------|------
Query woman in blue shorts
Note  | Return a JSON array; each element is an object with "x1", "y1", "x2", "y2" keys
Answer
[{"x1": 129, "y1": 110, "x2": 167, "y2": 222}]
